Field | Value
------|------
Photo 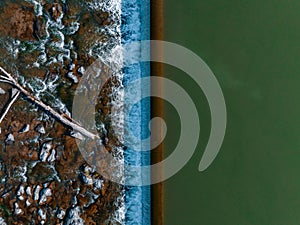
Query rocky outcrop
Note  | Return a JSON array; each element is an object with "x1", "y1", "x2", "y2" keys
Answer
[
  {"x1": 0, "y1": 0, "x2": 124, "y2": 224},
  {"x1": 0, "y1": 2, "x2": 36, "y2": 41}
]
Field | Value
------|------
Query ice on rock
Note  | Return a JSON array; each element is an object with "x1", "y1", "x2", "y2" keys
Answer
[
  {"x1": 17, "y1": 185, "x2": 25, "y2": 200},
  {"x1": 77, "y1": 66, "x2": 85, "y2": 75},
  {"x1": 94, "y1": 178, "x2": 104, "y2": 190},
  {"x1": 14, "y1": 202, "x2": 22, "y2": 215},
  {"x1": 47, "y1": 149, "x2": 56, "y2": 162},
  {"x1": 57, "y1": 208, "x2": 65, "y2": 220},
  {"x1": 17, "y1": 185, "x2": 25, "y2": 196},
  {"x1": 5, "y1": 134, "x2": 14, "y2": 144},
  {"x1": 34, "y1": 185, "x2": 41, "y2": 201},
  {"x1": 19, "y1": 124, "x2": 30, "y2": 133},
  {"x1": 81, "y1": 174, "x2": 93, "y2": 185},
  {"x1": 38, "y1": 208, "x2": 46, "y2": 223},
  {"x1": 64, "y1": 207, "x2": 84, "y2": 225},
  {"x1": 67, "y1": 72, "x2": 78, "y2": 84},
  {"x1": 0, "y1": 217, "x2": 7, "y2": 225},
  {"x1": 80, "y1": 165, "x2": 96, "y2": 185},
  {"x1": 0, "y1": 88, "x2": 5, "y2": 95},
  {"x1": 35, "y1": 124, "x2": 46, "y2": 134},
  {"x1": 39, "y1": 188, "x2": 52, "y2": 204},
  {"x1": 26, "y1": 186, "x2": 32, "y2": 196},
  {"x1": 40, "y1": 142, "x2": 52, "y2": 162},
  {"x1": 69, "y1": 63, "x2": 75, "y2": 70},
  {"x1": 26, "y1": 199, "x2": 31, "y2": 206}
]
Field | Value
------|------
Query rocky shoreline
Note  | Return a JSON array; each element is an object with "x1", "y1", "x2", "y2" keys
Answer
[{"x1": 0, "y1": 0, "x2": 124, "y2": 224}]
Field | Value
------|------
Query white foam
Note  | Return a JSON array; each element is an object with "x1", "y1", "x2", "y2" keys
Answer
[
  {"x1": 47, "y1": 149, "x2": 56, "y2": 162},
  {"x1": 34, "y1": 185, "x2": 41, "y2": 201},
  {"x1": 0, "y1": 217, "x2": 7, "y2": 225},
  {"x1": 57, "y1": 209, "x2": 65, "y2": 220},
  {"x1": 14, "y1": 202, "x2": 22, "y2": 215},
  {"x1": 38, "y1": 208, "x2": 46, "y2": 220},
  {"x1": 40, "y1": 142, "x2": 52, "y2": 162},
  {"x1": 39, "y1": 188, "x2": 52, "y2": 204},
  {"x1": 64, "y1": 207, "x2": 84, "y2": 225},
  {"x1": 26, "y1": 186, "x2": 32, "y2": 196}
]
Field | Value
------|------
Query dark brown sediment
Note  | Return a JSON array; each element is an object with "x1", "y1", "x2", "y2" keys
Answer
[{"x1": 151, "y1": 0, "x2": 164, "y2": 224}]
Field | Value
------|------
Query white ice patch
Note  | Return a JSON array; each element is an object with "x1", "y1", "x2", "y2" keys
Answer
[
  {"x1": 5, "y1": 134, "x2": 14, "y2": 143},
  {"x1": 0, "y1": 88, "x2": 5, "y2": 95},
  {"x1": 0, "y1": 217, "x2": 7, "y2": 225},
  {"x1": 26, "y1": 186, "x2": 32, "y2": 196},
  {"x1": 39, "y1": 188, "x2": 52, "y2": 204},
  {"x1": 81, "y1": 174, "x2": 93, "y2": 185},
  {"x1": 25, "y1": 0, "x2": 43, "y2": 16},
  {"x1": 19, "y1": 124, "x2": 30, "y2": 133},
  {"x1": 15, "y1": 165, "x2": 28, "y2": 182},
  {"x1": 40, "y1": 142, "x2": 52, "y2": 162},
  {"x1": 77, "y1": 67, "x2": 85, "y2": 75},
  {"x1": 17, "y1": 185, "x2": 25, "y2": 195},
  {"x1": 57, "y1": 209, "x2": 65, "y2": 220},
  {"x1": 67, "y1": 22, "x2": 80, "y2": 35},
  {"x1": 67, "y1": 72, "x2": 78, "y2": 84},
  {"x1": 26, "y1": 199, "x2": 31, "y2": 206},
  {"x1": 35, "y1": 124, "x2": 46, "y2": 134},
  {"x1": 64, "y1": 207, "x2": 84, "y2": 225},
  {"x1": 17, "y1": 185, "x2": 25, "y2": 200},
  {"x1": 34, "y1": 185, "x2": 41, "y2": 201},
  {"x1": 94, "y1": 178, "x2": 104, "y2": 190},
  {"x1": 38, "y1": 208, "x2": 46, "y2": 224},
  {"x1": 14, "y1": 202, "x2": 22, "y2": 215},
  {"x1": 47, "y1": 149, "x2": 56, "y2": 162}
]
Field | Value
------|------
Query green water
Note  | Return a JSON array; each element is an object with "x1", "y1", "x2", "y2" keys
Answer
[{"x1": 164, "y1": 1, "x2": 300, "y2": 224}]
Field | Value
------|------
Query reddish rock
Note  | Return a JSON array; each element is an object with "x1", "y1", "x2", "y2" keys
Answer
[
  {"x1": 51, "y1": 3, "x2": 63, "y2": 20},
  {"x1": 0, "y1": 2, "x2": 36, "y2": 41}
]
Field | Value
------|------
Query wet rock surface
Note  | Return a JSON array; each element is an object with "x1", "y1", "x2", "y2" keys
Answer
[
  {"x1": 0, "y1": 2, "x2": 36, "y2": 41},
  {"x1": 0, "y1": 97, "x2": 124, "y2": 224},
  {"x1": 0, "y1": 0, "x2": 124, "y2": 224}
]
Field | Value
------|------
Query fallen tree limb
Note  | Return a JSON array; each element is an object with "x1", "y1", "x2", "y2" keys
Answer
[
  {"x1": 0, "y1": 66, "x2": 97, "y2": 140},
  {"x1": 0, "y1": 88, "x2": 20, "y2": 124}
]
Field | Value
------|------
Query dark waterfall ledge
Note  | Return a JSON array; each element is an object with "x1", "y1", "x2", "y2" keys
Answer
[{"x1": 150, "y1": 0, "x2": 164, "y2": 225}]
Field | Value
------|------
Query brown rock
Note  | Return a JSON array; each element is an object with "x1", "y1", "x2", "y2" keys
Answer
[
  {"x1": 29, "y1": 150, "x2": 39, "y2": 161},
  {"x1": 34, "y1": 16, "x2": 47, "y2": 40},
  {"x1": 48, "y1": 3, "x2": 63, "y2": 20},
  {"x1": 0, "y1": 2, "x2": 36, "y2": 41},
  {"x1": 10, "y1": 121, "x2": 21, "y2": 132}
]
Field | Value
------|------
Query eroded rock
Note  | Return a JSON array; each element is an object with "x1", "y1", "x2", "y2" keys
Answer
[{"x1": 0, "y1": 2, "x2": 36, "y2": 41}]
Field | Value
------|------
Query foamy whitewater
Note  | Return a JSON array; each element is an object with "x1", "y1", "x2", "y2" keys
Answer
[{"x1": 121, "y1": 0, "x2": 151, "y2": 224}]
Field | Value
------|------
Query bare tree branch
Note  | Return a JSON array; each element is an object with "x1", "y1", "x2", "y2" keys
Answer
[
  {"x1": 0, "y1": 79, "x2": 13, "y2": 85},
  {"x1": 0, "y1": 89, "x2": 20, "y2": 124},
  {"x1": 0, "y1": 66, "x2": 97, "y2": 140}
]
